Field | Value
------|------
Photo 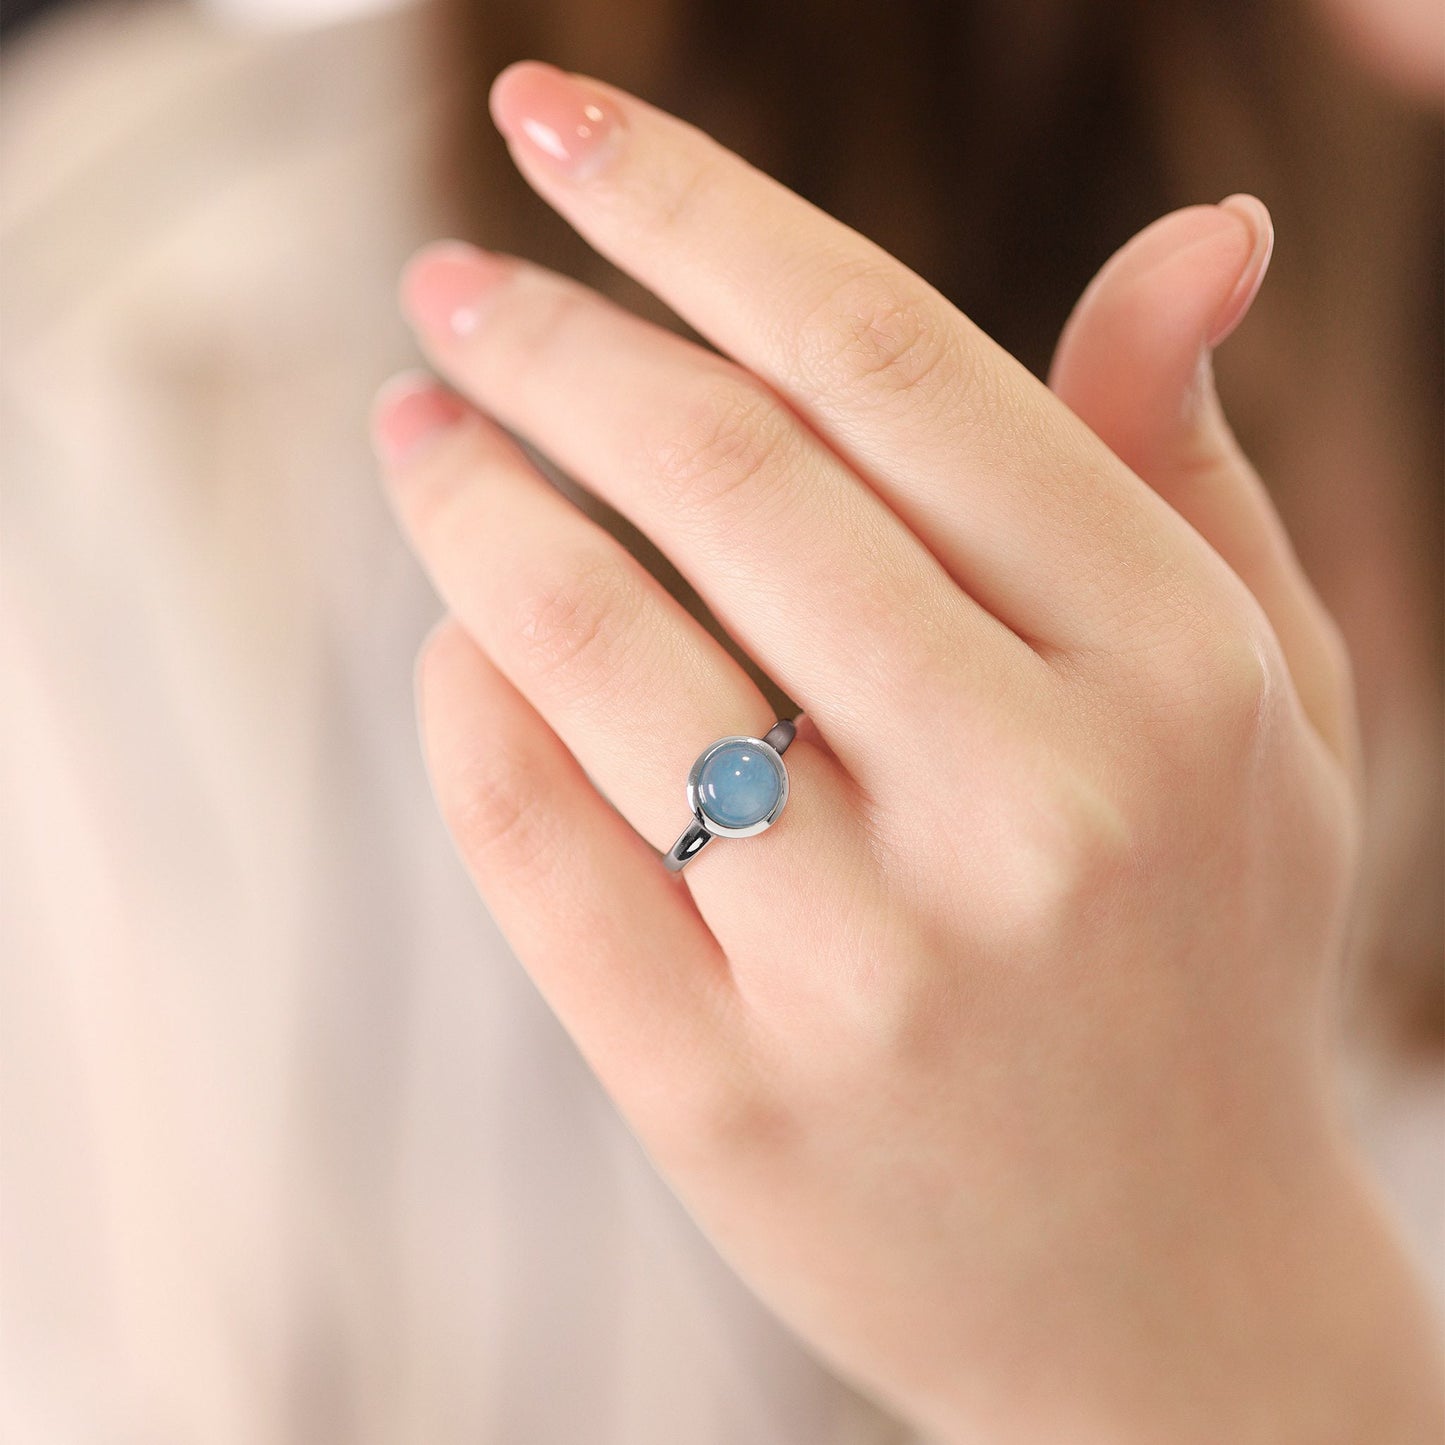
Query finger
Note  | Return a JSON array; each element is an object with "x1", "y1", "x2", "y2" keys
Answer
[
  {"x1": 1048, "y1": 197, "x2": 1356, "y2": 764},
  {"x1": 373, "y1": 375, "x2": 876, "y2": 957},
  {"x1": 398, "y1": 244, "x2": 1031, "y2": 780},
  {"x1": 415, "y1": 615, "x2": 743, "y2": 1123},
  {"x1": 485, "y1": 61, "x2": 1224, "y2": 653}
]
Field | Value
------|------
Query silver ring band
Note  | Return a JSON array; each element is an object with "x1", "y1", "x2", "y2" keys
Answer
[{"x1": 663, "y1": 719, "x2": 797, "y2": 872}]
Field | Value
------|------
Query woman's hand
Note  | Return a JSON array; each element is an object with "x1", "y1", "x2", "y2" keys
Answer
[{"x1": 373, "y1": 63, "x2": 1440, "y2": 1443}]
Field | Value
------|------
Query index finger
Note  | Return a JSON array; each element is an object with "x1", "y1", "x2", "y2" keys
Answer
[{"x1": 487, "y1": 62, "x2": 1228, "y2": 654}]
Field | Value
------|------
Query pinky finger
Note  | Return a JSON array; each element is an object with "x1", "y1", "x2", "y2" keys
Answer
[{"x1": 416, "y1": 616, "x2": 743, "y2": 1118}]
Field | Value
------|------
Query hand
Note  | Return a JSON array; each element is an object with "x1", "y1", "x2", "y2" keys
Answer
[{"x1": 373, "y1": 62, "x2": 1441, "y2": 1443}]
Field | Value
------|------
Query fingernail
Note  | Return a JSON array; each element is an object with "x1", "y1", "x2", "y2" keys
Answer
[
  {"x1": 401, "y1": 241, "x2": 512, "y2": 341},
  {"x1": 372, "y1": 373, "x2": 468, "y2": 467},
  {"x1": 1208, "y1": 194, "x2": 1274, "y2": 347},
  {"x1": 489, "y1": 61, "x2": 626, "y2": 182}
]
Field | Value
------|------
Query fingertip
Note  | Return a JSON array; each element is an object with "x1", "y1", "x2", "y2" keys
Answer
[
  {"x1": 1217, "y1": 192, "x2": 1274, "y2": 248},
  {"x1": 1050, "y1": 204, "x2": 1244, "y2": 391},
  {"x1": 399, "y1": 238, "x2": 476, "y2": 306},
  {"x1": 1210, "y1": 194, "x2": 1275, "y2": 347},
  {"x1": 399, "y1": 240, "x2": 510, "y2": 340},
  {"x1": 488, "y1": 60, "x2": 627, "y2": 181},
  {"x1": 488, "y1": 59, "x2": 556, "y2": 134},
  {"x1": 1048, "y1": 198, "x2": 1274, "y2": 478},
  {"x1": 371, "y1": 371, "x2": 468, "y2": 469}
]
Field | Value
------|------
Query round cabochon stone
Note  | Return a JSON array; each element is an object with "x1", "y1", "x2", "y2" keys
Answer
[{"x1": 696, "y1": 740, "x2": 784, "y2": 830}]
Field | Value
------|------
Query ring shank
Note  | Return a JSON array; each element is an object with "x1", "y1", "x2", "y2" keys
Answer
[
  {"x1": 762, "y1": 719, "x2": 796, "y2": 755},
  {"x1": 663, "y1": 817, "x2": 712, "y2": 872}
]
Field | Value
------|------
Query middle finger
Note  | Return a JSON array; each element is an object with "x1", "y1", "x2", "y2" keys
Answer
[{"x1": 401, "y1": 244, "x2": 1038, "y2": 783}]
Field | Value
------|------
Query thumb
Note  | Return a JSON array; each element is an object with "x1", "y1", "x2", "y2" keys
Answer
[{"x1": 1049, "y1": 196, "x2": 1355, "y2": 767}]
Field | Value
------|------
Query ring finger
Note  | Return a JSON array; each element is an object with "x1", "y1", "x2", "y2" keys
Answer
[{"x1": 371, "y1": 374, "x2": 874, "y2": 950}]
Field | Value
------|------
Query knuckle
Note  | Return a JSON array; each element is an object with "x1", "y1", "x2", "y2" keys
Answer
[
  {"x1": 644, "y1": 374, "x2": 785, "y2": 512},
  {"x1": 1190, "y1": 625, "x2": 1279, "y2": 747},
  {"x1": 601, "y1": 129, "x2": 729, "y2": 245},
  {"x1": 444, "y1": 739, "x2": 554, "y2": 881},
  {"x1": 501, "y1": 279, "x2": 590, "y2": 370},
  {"x1": 506, "y1": 551, "x2": 637, "y2": 699},
  {"x1": 798, "y1": 264, "x2": 957, "y2": 403},
  {"x1": 1139, "y1": 606, "x2": 1282, "y2": 763},
  {"x1": 650, "y1": 1060, "x2": 795, "y2": 1168},
  {"x1": 836, "y1": 934, "x2": 963, "y2": 1062},
  {"x1": 634, "y1": 146, "x2": 723, "y2": 236},
  {"x1": 990, "y1": 773, "x2": 1137, "y2": 950}
]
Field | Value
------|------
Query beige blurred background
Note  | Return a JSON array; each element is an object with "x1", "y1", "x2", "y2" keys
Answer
[{"x1": 1, "y1": 0, "x2": 1440, "y2": 1440}]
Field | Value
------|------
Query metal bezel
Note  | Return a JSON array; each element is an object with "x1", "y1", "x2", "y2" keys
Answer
[{"x1": 685, "y1": 735, "x2": 789, "y2": 839}]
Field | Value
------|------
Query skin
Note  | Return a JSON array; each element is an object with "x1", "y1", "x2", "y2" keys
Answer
[{"x1": 372, "y1": 62, "x2": 1442, "y2": 1443}]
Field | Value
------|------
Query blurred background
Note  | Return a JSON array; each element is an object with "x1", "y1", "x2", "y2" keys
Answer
[{"x1": 2, "y1": 0, "x2": 1441, "y2": 1441}]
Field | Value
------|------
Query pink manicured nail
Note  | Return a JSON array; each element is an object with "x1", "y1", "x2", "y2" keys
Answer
[
  {"x1": 401, "y1": 242, "x2": 512, "y2": 340},
  {"x1": 489, "y1": 62, "x2": 626, "y2": 181},
  {"x1": 1208, "y1": 194, "x2": 1274, "y2": 347},
  {"x1": 372, "y1": 374, "x2": 468, "y2": 467}
]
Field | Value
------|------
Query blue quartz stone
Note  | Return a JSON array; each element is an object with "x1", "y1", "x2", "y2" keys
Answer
[{"x1": 696, "y1": 741, "x2": 783, "y2": 830}]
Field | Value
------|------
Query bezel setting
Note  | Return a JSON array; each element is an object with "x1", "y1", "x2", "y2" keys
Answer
[{"x1": 685, "y1": 734, "x2": 789, "y2": 839}]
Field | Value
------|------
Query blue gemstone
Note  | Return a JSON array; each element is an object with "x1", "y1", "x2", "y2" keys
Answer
[{"x1": 696, "y1": 741, "x2": 784, "y2": 830}]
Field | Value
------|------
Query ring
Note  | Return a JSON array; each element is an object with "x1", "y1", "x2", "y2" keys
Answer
[{"x1": 663, "y1": 719, "x2": 797, "y2": 872}]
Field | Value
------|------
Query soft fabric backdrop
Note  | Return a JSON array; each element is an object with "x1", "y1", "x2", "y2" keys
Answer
[{"x1": 0, "y1": 4, "x2": 1436, "y2": 1442}]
